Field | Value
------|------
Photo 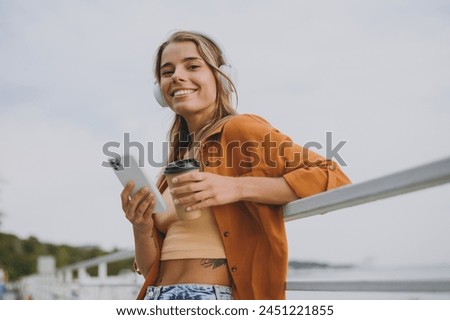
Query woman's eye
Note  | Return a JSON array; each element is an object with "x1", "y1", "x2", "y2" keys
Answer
[
  {"x1": 188, "y1": 65, "x2": 200, "y2": 70},
  {"x1": 161, "y1": 70, "x2": 173, "y2": 77}
]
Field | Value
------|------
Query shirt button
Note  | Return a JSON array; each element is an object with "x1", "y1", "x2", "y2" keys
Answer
[
  {"x1": 231, "y1": 267, "x2": 237, "y2": 273},
  {"x1": 224, "y1": 231, "x2": 230, "y2": 237}
]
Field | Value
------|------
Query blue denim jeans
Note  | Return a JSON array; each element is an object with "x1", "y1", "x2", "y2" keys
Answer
[{"x1": 144, "y1": 284, "x2": 232, "y2": 300}]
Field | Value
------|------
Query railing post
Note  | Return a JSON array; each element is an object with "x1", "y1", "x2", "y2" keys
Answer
[
  {"x1": 77, "y1": 268, "x2": 89, "y2": 282},
  {"x1": 65, "y1": 269, "x2": 72, "y2": 283},
  {"x1": 98, "y1": 262, "x2": 108, "y2": 280}
]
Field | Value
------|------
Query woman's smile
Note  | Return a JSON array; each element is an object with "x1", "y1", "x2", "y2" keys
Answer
[{"x1": 172, "y1": 89, "x2": 197, "y2": 97}]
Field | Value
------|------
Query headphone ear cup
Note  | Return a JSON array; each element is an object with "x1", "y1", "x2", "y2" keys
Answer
[
  {"x1": 219, "y1": 64, "x2": 236, "y2": 93},
  {"x1": 153, "y1": 82, "x2": 169, "y2": 108}
]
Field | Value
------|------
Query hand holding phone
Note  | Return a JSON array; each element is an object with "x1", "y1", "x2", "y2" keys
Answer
[{"x1": 109, "y1": 154, "x2": 167, "y2": 213}]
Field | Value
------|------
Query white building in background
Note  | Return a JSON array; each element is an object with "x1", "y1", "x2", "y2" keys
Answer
[{"x1": 16, "y1": 253, "x2": 142, "y2": 300}]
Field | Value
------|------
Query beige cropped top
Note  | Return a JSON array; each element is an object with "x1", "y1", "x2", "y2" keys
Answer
[{"x1": 154, "y1": 189, "x2": 227, "y2": 261}]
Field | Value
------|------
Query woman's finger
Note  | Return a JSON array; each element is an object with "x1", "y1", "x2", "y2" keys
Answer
[
  {"x1": 135, "y1": 193, "x2": 154, "y2": 217},
  {"x1": 143, "y1": 198, "x2": 156, "y2": 217},
  {"x1": 120, "y1": 180, "x2": 135, "y2": 211},
  {"x1": 186, "y1": 197, "x2": 214, "y2": 212},
  {"x1": 174, "y1": 189, "x2": 208, "y2": 206},
  {"x1": 127, "y1": 187, "x2": 149, "y2": 216},
  {"x1": 170, "y1": 181, "x2": 205, "y2": 196},
  {"x1": 171, "y1": 171, "x2": 204, "y2": 185}
]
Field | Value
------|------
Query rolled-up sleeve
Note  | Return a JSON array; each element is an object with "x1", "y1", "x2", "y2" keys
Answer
[{"x1": 224, "y1": 114, "x2": 351, "y2": 198}]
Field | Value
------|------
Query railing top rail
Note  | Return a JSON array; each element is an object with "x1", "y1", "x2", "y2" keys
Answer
[
  {"x1": 283, "y1": 156, "x2": 450, "y2": 221},
  {"x1": 60, "y1": 249, "x2": 135, "y2": 271},
  {"x1": 286, "y1": 280, "x2": 450, "y2": 292}
]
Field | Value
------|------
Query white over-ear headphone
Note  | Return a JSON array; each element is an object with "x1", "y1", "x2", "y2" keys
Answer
[{"x1": 153, "y1": 32, "x2": 236, "y2": 108}]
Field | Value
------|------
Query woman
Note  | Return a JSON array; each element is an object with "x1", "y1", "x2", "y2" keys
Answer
[{"x1": 120, "y1": 31, "x2": 351, "y2": 300}]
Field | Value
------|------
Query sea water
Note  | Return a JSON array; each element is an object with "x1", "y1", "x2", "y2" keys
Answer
[{"x1": 286, "y1": 264, "x2": 450, "y2": 300}]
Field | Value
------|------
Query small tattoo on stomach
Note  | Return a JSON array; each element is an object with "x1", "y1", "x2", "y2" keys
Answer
[{"x1": 200, "y1": 259, "x2": 227, "y2": 269}]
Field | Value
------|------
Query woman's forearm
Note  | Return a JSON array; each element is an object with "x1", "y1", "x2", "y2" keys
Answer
[
  {"x1": 170, "y1": 172, "x2": 300, "y2": 212},
  {"x1": 133, "y1": 227, "x2": 158, "y2": 277},
  {"x1": 236, "y1": 176, "x2": 298, "y2": 205}
]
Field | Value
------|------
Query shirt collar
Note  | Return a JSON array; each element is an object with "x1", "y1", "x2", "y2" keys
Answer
[{"x1": 200, "y1": 114, "x2": 236, "y2": 142}]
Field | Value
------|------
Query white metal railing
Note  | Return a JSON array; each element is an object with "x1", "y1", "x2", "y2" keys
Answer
[
  {"x1": 13, "y1": 156, "x2": 450, "y2": 299},
  {"x1": 283, "y1": 156, "x2": 450, "y2": 221},
  {"x1": 284, "y1": 156, "x2": 450, "y2": 294},
  {"x1": 59, "y1": 249, "x2": 135, "y2": 279},
  {"x1": 286, "y1": 280, "x2": 450, "y2": 292},
  {"x1": 15, "y1": 251, "x2": 140, "y2": 299}
]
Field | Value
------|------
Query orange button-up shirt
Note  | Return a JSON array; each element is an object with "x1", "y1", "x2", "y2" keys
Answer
[{"x1": 136, "y1": 114, "x2": 351, "y2": 300}]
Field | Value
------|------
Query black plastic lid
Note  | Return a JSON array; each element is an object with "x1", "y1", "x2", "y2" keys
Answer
[{"x1": 164, "y1": 158, "x2": 200, "y2": 174}]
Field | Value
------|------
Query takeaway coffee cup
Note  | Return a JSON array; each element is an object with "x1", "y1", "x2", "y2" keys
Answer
[{"x1": 164, "y1": 159, "x2": 202, "y2": 220}]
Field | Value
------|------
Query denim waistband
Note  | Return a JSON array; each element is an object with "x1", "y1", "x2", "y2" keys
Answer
[{"x1": 144, "y1": 283, "x2": 232, "y2": 300}]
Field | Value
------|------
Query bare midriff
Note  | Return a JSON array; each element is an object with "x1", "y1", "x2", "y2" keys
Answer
[{"x1": 155, "y1": 259, "x2": 232, "y2": 286}]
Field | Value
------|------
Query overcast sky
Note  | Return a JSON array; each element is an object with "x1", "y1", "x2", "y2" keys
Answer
[{"x1": 1, "y1": 0, "x2": 449, "y2": 267}]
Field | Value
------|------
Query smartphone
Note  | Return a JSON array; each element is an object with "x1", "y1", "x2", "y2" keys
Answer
[{"x1": 109, "y1": 154, "x2": 167, "y2": 213}]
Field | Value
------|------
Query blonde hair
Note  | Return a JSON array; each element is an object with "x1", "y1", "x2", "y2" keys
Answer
[{"x1": 154, "y1": 31, "x2": 238, "y2": 167}]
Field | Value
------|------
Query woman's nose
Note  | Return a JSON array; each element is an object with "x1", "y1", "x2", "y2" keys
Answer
[{"x1": 171, "y1": 68, "x2": 186, "y2": 82}]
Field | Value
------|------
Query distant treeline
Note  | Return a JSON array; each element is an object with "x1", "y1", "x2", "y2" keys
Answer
[{"x1": 0, "y1": 232, "x2": 133, "y2": 281}]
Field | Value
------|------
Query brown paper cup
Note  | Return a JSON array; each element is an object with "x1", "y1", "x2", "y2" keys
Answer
[{"x1": 164, "y1": 159, "x2": 202, "y2": 220}]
